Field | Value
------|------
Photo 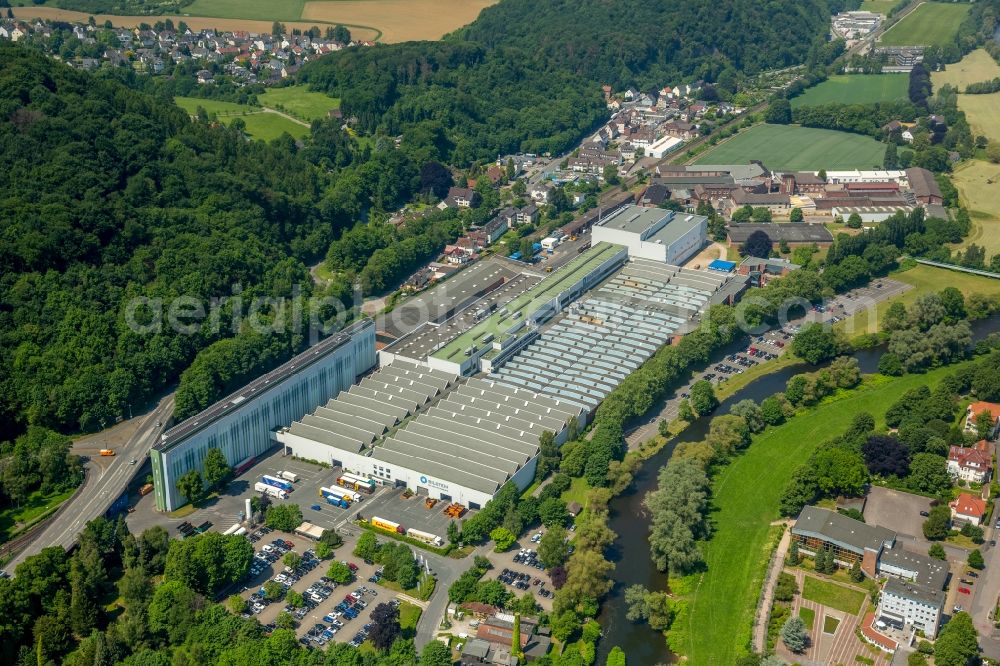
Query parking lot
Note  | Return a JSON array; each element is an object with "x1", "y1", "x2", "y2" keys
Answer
[
  {"x1": 862, "y1": 486, "x2": 933, "y2": 540},
  {"x1": 484, "y1": 530, "x2": 563, "y2": 612},
  {"x1": 237, "y1": 526, "x2": 409, "y2": 648}
]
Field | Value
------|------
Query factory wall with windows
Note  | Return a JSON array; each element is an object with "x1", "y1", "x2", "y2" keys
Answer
[{"x1": 151, "y1": 320, "x2": 376, "y2": 511}]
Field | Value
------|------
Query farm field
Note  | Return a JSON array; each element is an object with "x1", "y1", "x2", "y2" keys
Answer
[
  {"x1": 184, "y1": 0, "x2": 305, "y2": 21},
  {"x1": 791, "y1": 74, "x2": 908, "y2": 108},
  {"x1": 836, "y1": 263, "x2": 1000, "y2": 337},
  {"x1": 299, "y1": 0, "x2": 496, "y2": 42},
  {"x1": 952, "y1": 160, "x2": 1000, "y2": 256},
  {"x1": 958, "y1": 93, "x2": 1000, "y2": 143},
  {"x1": 879, "y1": 1, "x2": 971, "y2": 46},
  {"x1": 932, "y1": 49, "x2": 1000, "y2": 91},
  {"x1": 258, "y1": 85, "x2": 340, "y2": 122},
  {"x1": 677, "y1": 362, "x2": 978, "y2": 664},
  {"x1": 693, "y1": 124, "x2": 885, "y2": 171}
]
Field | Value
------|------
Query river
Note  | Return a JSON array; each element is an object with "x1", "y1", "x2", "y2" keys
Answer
[{"x1": 596, "y1": 314, "x2": 1000, "y2": 664}]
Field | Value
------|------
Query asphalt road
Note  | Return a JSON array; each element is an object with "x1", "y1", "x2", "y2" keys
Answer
[
  {"x1": 971, "y1": 500, "x2": 1000, "y2": 660},
  {"x1": 7, "y1": 395, "x2": 175, "y2": 572}
]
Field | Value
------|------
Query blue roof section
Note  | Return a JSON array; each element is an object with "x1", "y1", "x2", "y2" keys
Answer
[{"x1": 708, "y1": 259, "x2": 736, "y2": 272}]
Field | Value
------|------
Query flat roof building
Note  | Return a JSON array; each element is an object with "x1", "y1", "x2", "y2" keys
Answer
[
  {"x1": 151, "y1": 319, "x2": 377, "y2": 511},
  {"x1": 726, "y1": 223, "x2": 834, "y2": 246},
  {"x1": 592, "y1": 205, "x2": 707, "y2": 265}
]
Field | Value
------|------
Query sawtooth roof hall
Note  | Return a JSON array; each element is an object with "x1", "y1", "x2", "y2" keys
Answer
[{"x1": 276, "y1": 359, "x2": 583, "y2": 508}]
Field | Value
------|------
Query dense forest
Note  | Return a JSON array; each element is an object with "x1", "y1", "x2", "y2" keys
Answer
[{"x1": 299, "y1": 0, "x2": 839, "y2": 164}]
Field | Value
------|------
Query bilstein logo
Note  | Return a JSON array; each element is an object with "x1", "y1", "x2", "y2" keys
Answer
[{"x1": 420, "y1": 476, "x2": 428, "y2": 484}]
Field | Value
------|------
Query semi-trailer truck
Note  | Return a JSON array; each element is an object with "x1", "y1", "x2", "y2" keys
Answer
[
  {"x1": 371, "y1": 516, "x2": 405, "y2": 535},
  {"x1": 321, "y1": 486, "x2": 361, "y2": 503},
  {"x1": 254, "y1": 482, "x2": 287, "y2": 499},
  {"x1": 406, "y1": 528, "x2": 444, "y2": 546},
  {"x1": 324, "y1": 496, "x2": 350, "y2": 509},
  {"x1": 278, "y1": 471, "x2": 299, "y2": 483},
  {"x1": 261, "y1": 475, "x2": 293, "y2": 492},
  {"x1": 337, "y1": 473, "x2": 376, "y2": 494}
]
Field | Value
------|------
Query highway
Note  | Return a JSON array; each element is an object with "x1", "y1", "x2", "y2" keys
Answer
[{"x1": 6, "y1": 395, "x2": 175, "y2": 571}]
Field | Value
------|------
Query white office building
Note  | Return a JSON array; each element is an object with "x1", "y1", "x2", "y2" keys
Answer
[{"x1": 877, "y1": 578, "x2": 944, "y2": 638}]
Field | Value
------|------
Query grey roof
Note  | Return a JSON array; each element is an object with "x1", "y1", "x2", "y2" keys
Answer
[
  {"x1": 158, "y1": 319, "x2": 373, "y2": 452},
  {"x1": 879, "y1": 545, "x2": 949, "y2": 591},
  {"x1": 883, "y1": 577, "x2": 944, "y2": 609},
  {"x1": 726, "y1": 223, "x2": 834, "y2": 244},
  {"x1": 597, "y1": 205, "x2": 707, "y2": 248},
  {"x1": 462, "y1": 639, "x2": 492, "y2": 659},
  {"x1": 792, "y1": 506, "x2": 895, "y2": 555}
]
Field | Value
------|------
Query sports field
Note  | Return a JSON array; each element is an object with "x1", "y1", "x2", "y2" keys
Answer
[
  {"x1": 791, "y1": 74, "x2": 908, "y2": 108},
  {"x1": 693, "y1": 124, "x2": 885, "y2": 171},
  {"x1": 258, "y1": 85, "x2": 340, "y2": 122},
  {"x1": 678, "y1": 362, "x2": 979, "y2": 664},
  {"x1": 879, "y1": 1, "x2": 971, "y2": 46},
  {"x1": 932, "y1": 49, "x2": 1000, "y2": 91},
  {"x1": 952, "y1": 160, "x2": 1000, "y2": 256}
]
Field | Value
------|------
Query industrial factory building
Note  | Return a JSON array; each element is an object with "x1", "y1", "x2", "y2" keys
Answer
[
  {"x1": 276, "y1": 360, "x2": 583, "y2": 508},
  {"x1": 151, "y1": 320, "x2": 377, "y2": 511},
  {"x1": 591, "y1": 205, "x2": 707, "y2": 265}
]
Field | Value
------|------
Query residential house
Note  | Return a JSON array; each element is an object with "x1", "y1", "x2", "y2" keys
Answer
[
  {"x1": 964, "y1": 401, "x2": 1000, "y2": 439},
  {"x1": 947, "y1": 441, "x2": 992, "y2": 484},
  {"x1": 196, "y1": 69, "x2": 214, "y2": 84},
  {"x1": 443, "y1": 247, "x2": 471, "y2": 265},
  {"x1": 516, "y1": 204, "x2": 539, "y2": 225},
  {"x1": 663, "y1": 120, "x2": 698, "y2": 140},
  {"x1": 529, "y1": 183, "x2": 552, "y2": 204},
  {"x1": 441, "y1": 187, "x2": 481, "y2": 209},
  {"x1": 949, "y1": 492, "x2": 986, "y2": 526},
  {"x1": 639, "y1": 183, "x2": 671, "y2": 207}
]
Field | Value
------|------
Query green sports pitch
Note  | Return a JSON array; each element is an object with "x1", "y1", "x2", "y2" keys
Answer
[
  {"x1": 879, "y1": 1, "x2": 971, "y2": 46},
  {"x1": 694, "y1": 124, "x2": 886, "y2": 171},
  {"x1": 791, "y1": 74, "x2": 908, "y2": 108}
]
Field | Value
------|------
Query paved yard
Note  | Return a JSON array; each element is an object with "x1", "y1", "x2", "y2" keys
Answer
[
  {"x1": 863, "y1": 486, "x2": 933, "y2": 541},
  {"x1": 357, "y1": 488, "x2": 465, "y2": 541},
  {"x1": 483, "y1": 532, "x2": 557, "y2": 612}
]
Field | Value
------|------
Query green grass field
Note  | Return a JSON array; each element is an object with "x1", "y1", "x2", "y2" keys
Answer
[
  {"x1": 791, "y1": 75, "x2": 908, "y2": 108},
  {"x1": 836, "y1": 263, "x2": 1000, "y2": 337},
  {"x1": 860, "y1": 0, "x2": 898, "y2": 12},
  {"x1": 0, "y1": 487, "x2": 76, "y2": 544},
  {"x1": 932, "y1": 49, "x2": 1000, "y2": 91},
  {"x1": 799, "y1": 606, "x2": 816, "y2": 632},
  {"x1": 258, "y1": 85, "x2": 341, "y2": 122},
  {"x1": 173, "y1": 96, "x2": 308, "y2": 141},
  {"x1": 693, "y1": 124, "x2": 885, "y2": 171},
  {"x1": 184, "y1": 0, "x2": 305, "y2": 21},
  {"x1": 802, "y1": 577, "x2": 866, "y2": 615},
  {"x1": 823, "y1": 614, "x2": 841, "y2": 634},
  {"x1": 879, "y1": 1, "x2": 971, "y2": 46},
  {"x1": 678, "y1": 363, "x2": 974, "y2": 664},
  {"x1": 958, "y1": 93, "x2": 1000, "y2": 143}
]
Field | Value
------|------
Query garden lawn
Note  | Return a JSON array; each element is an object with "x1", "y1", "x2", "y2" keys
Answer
[
  {"x1": 799, "y1": 606, "x2": 816, "y2": 632},
  {"x1": 791, "y1": 75, "x2": 908, "y2": 108},
  {"x1": 932, "y1": 50, "x2": 1000, "y2": 91},
  {"x1": 823, "y1": 614, "x2": 841, "y2": 634},
  {"x1": 693, "y1": 124, "x2": 885, "y2": 171},
  {"x1": 835, "y1": 263, "x2": 1000, "y2": 338},
  {"x1": 258, "y1": 85, "x2": 341, "y2": 122},
  {"x1": 802, "y1": 576, "x2": 866, "y2": 614},
  {"x1": 879, "y1": 1, "x2": 971, "y2": 46},
  {"x1": 677, "y1": 363, "x2": 976, "y2": 664},
  {"x1": 399, "y1": 601, "x2": 422, "y2": 636}
]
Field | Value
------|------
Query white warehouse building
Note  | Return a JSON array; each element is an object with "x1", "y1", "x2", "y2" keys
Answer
[
  {"x1": 151, "y1": 320, "x2": 377, "y2": 511},
  {"x1": 277, "y1": 360, "x2": 583, "y2": 509},
  {"x1": 591, "y1": 205, "x2": 707, "y2": 265}
]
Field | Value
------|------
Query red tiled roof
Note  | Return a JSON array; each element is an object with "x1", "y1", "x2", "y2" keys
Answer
[
  {"x1": 948, "y1": 445, "x2": 991, "y2": 469},
  {"x1": 861, "y1": 612, "x2": 898, "y2": 651},
  {"x1": 968, "y1": 402, "x2": 1000, "y2": 419},
  {"x1": 950, "y1": 492, "x2": 987, "y2": 517}
]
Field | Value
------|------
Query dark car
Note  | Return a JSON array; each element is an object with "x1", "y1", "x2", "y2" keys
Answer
[{"x1": 919, "y1": 510, "x2": 930, "y2": 517}]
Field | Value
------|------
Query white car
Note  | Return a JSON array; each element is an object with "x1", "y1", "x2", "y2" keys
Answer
[{"x1": 262, "y1": 545, "x2": 274, "y2": 553}]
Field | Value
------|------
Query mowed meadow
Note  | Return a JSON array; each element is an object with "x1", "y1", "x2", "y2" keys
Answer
[{"x1": 693, "y1": 124, "x2": 885, "y2": 171}]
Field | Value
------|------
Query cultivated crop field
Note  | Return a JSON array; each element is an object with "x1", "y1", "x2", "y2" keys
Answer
[
  {"x1": 693, "y1": 124, "x2": 885, "y2": 171},
  {"x1": 958, "y1": 93, "x2": 1000, "y2": 143},
  {"x1": 932, "y1": 49, "x2": 1000, "y2": 91},
  {"x1": 791, "y1": 74, "x2": 908, "y2": 108},
  {"x1": 258, "y1": 85, "x2": 340, "y2": 122},
  {"x1": 879, "y1": 1, "x2": 970, "y2": 46},
  {"x1": 677, "y1": 362, "x2": 980, "y2": 664},
  {"x1": 952, "y1": 160, "x2": 1000, "y2": 256},
  {"x1": 299, "y1": 0, "x2": 497, "y2": 42}
]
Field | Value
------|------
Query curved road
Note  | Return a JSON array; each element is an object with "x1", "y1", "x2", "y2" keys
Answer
[{"x1": 7, "y1": 395, "x2": 175, "y2": 571}]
